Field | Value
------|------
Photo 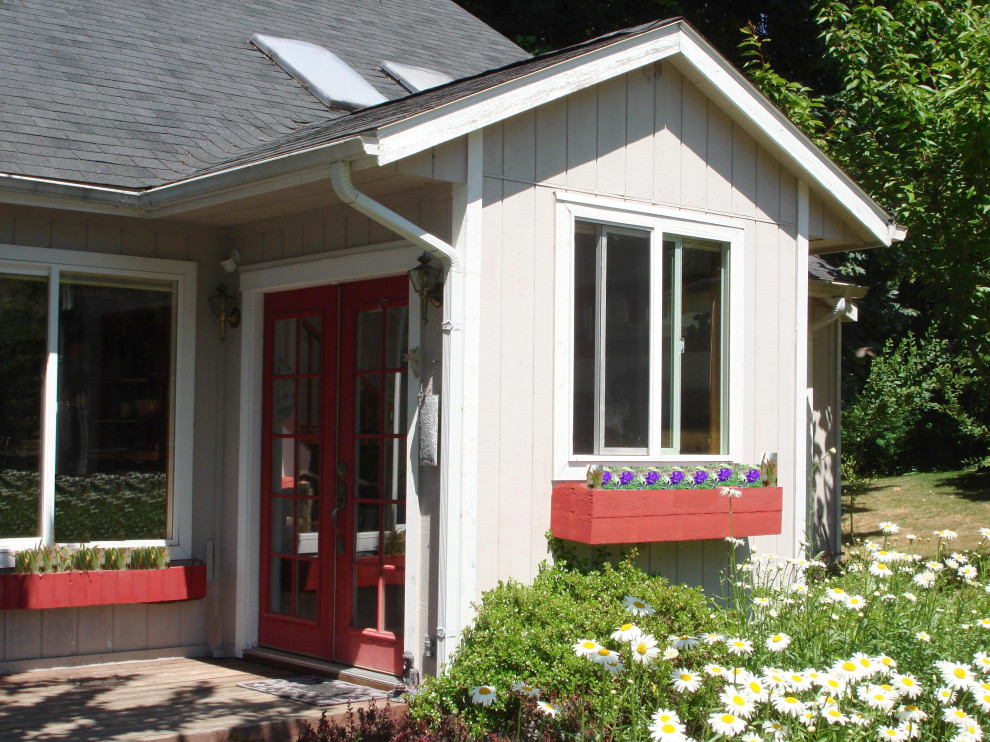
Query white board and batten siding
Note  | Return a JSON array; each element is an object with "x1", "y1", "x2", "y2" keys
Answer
[
  {"x1": 473, "y1": 61, "x2": 863, "y2": 598},
  {"x1": 0, "y1": 205, "x2": 222, "y2": 671}
]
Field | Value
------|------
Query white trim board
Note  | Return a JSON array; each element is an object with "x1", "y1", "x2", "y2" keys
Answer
[{"x1": 374, "y1": 22, "x2": 899, "y2": 249}]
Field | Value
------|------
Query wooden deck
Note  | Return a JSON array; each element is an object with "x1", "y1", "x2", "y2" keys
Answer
[{"x1": 0, "y1": 656, "x2": 401, "y2": 741}]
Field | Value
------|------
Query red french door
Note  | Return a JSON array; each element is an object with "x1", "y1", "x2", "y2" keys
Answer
[{"x1": 259, "y1": 277, "x2": 408, "y2": 674}]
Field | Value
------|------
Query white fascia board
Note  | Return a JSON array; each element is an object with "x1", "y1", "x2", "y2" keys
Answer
[
  {"x1": 674, "y1": 27, "x2": 894, "y2": 247},
  {"x1": 0, "y1": 137, "x2": 379, "y2": 218},
  {"x1": 808, "y1": 279, "x2": 868, "y2": 300},
  {"x1": 375, "y1": 25, "x2": 681, "y2": 165}
]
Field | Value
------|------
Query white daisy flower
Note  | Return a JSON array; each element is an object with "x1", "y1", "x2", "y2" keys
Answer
[
  {"x1": 725, "y1": 637, "x2": 754, "y2": 656},
  {"x1": 762, "y1": 668, "x2": 788, "y2": 690},
  {"x1": 977, "y1": 618, "x2": 990, "y2": 629},
  {"x1": 824, "y1": 586, "x2": 847, "y2": 602},
  {"x1": 670, "y1": 669, "x2": 703, "y2": 693},
  {"x1": 740, "y1": 676, "x2": 769, "y2": 703},
  {"x1": 611, "y1": 622, "x2": 642, "y2": 643},
  {"x1": 752, "y1": 597, "x2": 772, "y2": 609},
  {"x1": 913, "y1": 571, "x2": 936, "y2": 588},
  {"x1": 817, "y1": 674, "x2": 849, "y2": 697},
  {"x1": 877, "y1": 724, "x2": 909, "y2": 741},
  {"x1": 572, "y1": 639, "x2": 601, "y2": 658},
  {"x1": 952, "y1": 552, "x2": 969, "y2": 564},
  {"x1": 916, "y1": 631, "x2": 932, "y2": 643},
  {"x1": 721, "y1": 686, "x2": 757, "y2": 719},
  {"x1": 902, "y1": 592, "x2": 918, "y2": 603},
  {"x1": 669, "y1": 634, "x2": 699, "y2": 650},
  {"x1": 959, "y1": 565, "x2": 979, "y2": 581},
  {"x1": 974, "y1": 652, "x2": 990, "y2": 673},
  {"x1": 820, "y1": 704, "x2": 847, "y2": 725},
  {"x1": 935, "y1": 529, "x2": 959, "y2": 541},
  {"x1": 662, "y1": 646, "x2": 680, "y2": 661},
  {"x1": 511, "y1": 681, "x2": 540, "y2": 697},
  {"x1": 590, "y1": 646, "x2": 620, "y2": 665},
  {"x1": 892, "y1": 673, "x2": 922, "y2": 699},
  {"x1": 702, "y1": 632, "x2": 726, "y2": 645},
  {"x1": 623, "y1": 595, "x2": 655, "y2": 616},
  {"x1": 470, "y1": 685, "x2": 497, "y2": 705},
  {"x1": 937, "y1": 661, "x2": 978, "y2": 690},
  {"x1": 602, "y1": 653, "x2": 623, "y2": 675},
  {"x1": 739, "y1": 734, "x2": 763, "y2": 742},
  {"x1": 720, "y1": 486, "x2": 743, "y2": 498},
  {"x1": 704, "y1": 663, "x2": 729, "y2": 677},
  {"x1": 771, "y1": 694, "x2": 806, "y2": 717},
  {"x1": 785, "y1": 670, "x2": 813, "y2": 692},
  {"x1": 944, "y1": 706, "x2": 975, "y2": 727},
  {"x1": 898, "y1": 704, "x2": 927, "y2": 723},
  {"x1": 937, "y1": 686, "x2": 957, "y2": 705},
  {"x1": 879, "y1": 521, "x2": 900, "y2": 534},
  {"x1": 845, "y1": 595, "x2": 868, "y2": 610},
  {"x1": 849, "y1": 712, "x2": 868, "y2": 727},
  {"x1": 870, "y1": 561, "x2": 893, "y2": 578},
  {"x1": 876, "y1": 654, "x2": 898, "y2": 674},
  {"x1": 861, "y1": 684, "x2": 897, "y2": 711},
  {"x1": 765, "y1": 633, "x2": 791, "y2": 652},
  {"x1": 852, "y1": 652, "x2": 879, "y2": 678},
  {"x1": 648, "y1": 716, "x2": 686, "y2": 742},
  {"x1": 708, "y1": 711, "x2": 747, "y2": 737},
  {"x1": 630, "y1": 634, "x2": 661, "y2": 665},
  {"x1": 957, "y1": 721, "x2": 984, "y2": 742},
  {"x1": 926, "y1": 560, "x2": 946, "y2": 572},
  {"x1": 980, "y1": 527, "x2": 990, "y2": 540},
  {"x1": 536, "y1": 700, "x2": 559, "y2": 717},
  {"x1": 651, "y1": 708, "x2": 681, "y2": 726},
  {"x1": 832, "y1": 658, "x2": 861, "y2": 681},
  {"x1": 789, "y1": 582, "x2": 809, "y2": 594}
]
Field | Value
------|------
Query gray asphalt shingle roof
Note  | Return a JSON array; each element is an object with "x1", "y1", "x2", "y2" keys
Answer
[{"x1": 0, "y1": 0, "x2": 527, "y2": 188}]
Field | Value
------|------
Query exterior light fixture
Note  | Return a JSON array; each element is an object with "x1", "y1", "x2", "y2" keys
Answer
[
  {"x1": 209, "y1": 284, "x2": 241, "y2": 343},
  {"x1": 407, "y1": 252, "x2": 443, "y2": 324}
]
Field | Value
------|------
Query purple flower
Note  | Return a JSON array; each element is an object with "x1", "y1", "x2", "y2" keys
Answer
[
  {"x1": 602, "y1": 471, "x2": 612, "y2": 485},
  {"x1": 692, "y1": 470, "x2": 708, "y2": 485},
  {"x1": 717, "y1": 467, "x2": 732, "y2": 482},
  {"x1": 645, "y1": 471, "x2": 660, "y2": 486},
  {"x1": 745, "y1": 469, "x2": 761, "y2": 484},
  {"x1": 669, "y1": 470, "x2": 685, "y2": 485},
  {"x1": 619, "y1": 471, "x2": 635, "y2": 486}
]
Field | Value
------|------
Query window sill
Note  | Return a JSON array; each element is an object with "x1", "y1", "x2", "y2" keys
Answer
[
  {"x1": 0, "y1": 562, "x2": 206, "y2": 610},
  {"x1": 550, "y1": 483, "x2": 782, "y2": 544}
]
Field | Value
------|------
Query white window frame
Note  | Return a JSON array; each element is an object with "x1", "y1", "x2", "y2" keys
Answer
[
  {"x1": 0, "y1": 244, "x2": 197, "y2": 562},
  {"x1": 553, "y1": 193, "x2": 745, "y2": 480}
]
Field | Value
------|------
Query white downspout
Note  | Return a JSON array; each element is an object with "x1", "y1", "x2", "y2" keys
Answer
[
  {"x1": 329, "y1": 160, "x2": 467, "y2": 670},
  {"x1": 809, "y1": 297, "x2": 846, "y2": 333}
]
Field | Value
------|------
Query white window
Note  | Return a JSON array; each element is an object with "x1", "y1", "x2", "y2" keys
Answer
[
  {"x1": 554, "y1": 194, "x2": 744, "y2": 479},
  {"x1": 0, "y1": 245, "x2": 196, "y2": 559}
]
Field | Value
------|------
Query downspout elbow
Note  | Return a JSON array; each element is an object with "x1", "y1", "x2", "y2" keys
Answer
[
  {"x1": 329, "y1": 160, "x2": 460, "y2": 272},
  {"x1": 810, "y1": 297, "x2": 846, "y2": 333}
]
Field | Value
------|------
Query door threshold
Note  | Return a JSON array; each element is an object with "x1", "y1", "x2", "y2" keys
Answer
[{"x1": 244, "y1": 647, "x2": 398, "y2": 692}]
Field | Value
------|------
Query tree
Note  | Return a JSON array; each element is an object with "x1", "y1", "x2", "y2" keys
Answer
[{"x1": 743, "y1": 0, "x2": 990, "y2": 387}]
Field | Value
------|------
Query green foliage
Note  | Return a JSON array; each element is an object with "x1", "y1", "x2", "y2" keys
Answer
[
  {"x1": 409, "y1": 558, "x2": 716, "y2": 733},
  {"x1": 13, "y1": 544, "x2": 171, "y2": 574},
  {"x1": 842, "y1": 332, "x2": 989, "y2": 477}
]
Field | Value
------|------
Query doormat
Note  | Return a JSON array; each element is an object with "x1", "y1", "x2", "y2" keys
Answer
[{"x1": 238, "y1": 676, "x2": 389, "y2": 707}]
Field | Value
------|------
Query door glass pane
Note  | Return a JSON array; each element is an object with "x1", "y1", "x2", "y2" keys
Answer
[
  {"x1": 54, "y1": 274, "x2": 173, "y2": 542},
  {"x1": 385, "y1": 373, "x2": 406, "y2": 434},
  {"x1": 273, "y1": 319, "x2": 296, "y2": 374},
  {"x1": 269, "y1": 556, "x2": 293, "y2": 615},
  {"x1": 272, "y1": 438, "x2": 295, "y2": 494},
  {"x1": 385, "y1": 306, "x2": 408, "y2": 369},
  {"x1": 353, "y1": 565, "x2": 379, "y2": 629},
  {"x1": 270, "y1": 496, "x2": 294, "y2": 555},
  {"x1": 296, "y1": 560, "x2": 318, "y2": 620},
  {"x1": 572, "y1": 223, "x2": 597, "y2": 455},
  {"x1": 296, "y1": 498, "x2": 319, "y2": 555},
  {"x1": 356, "y1": 375, "x2": 382, "y2": 434},
  {"x1": 355, "y1": 439, "x2": 381, "y2": 499},
  {"x1": 680, "y1": 240, "x2": 724, "y2": 454},
  {"x1": 356, "y1": 310, "x2": 382, "y2": 370},
  {"x1": 298, "y1": 316, "x2": 321, "y2": 374},
  {"x1": 354, "y1": 501, "x2": 380, "y2": 558},
  {"x1": 0, "y1": 273, "x2": 47, "y2": 539},
  {"x1": 298, "y1": 378, "x2": 319, "y2": 434},
  {"x1": 603, "y1": 230, "x2": 650, "y2": 450},
  {"x1": 384, "y1": 507, "x2": 405, "y2": 556},
  {"x1": 383, "y1": 437, "x2": 405, "y2": 501},
  {"x1": 297, "y1": 439, "x2": 319, "y2": 497},
  {"x1": 272, "y1": 379, "x2": 295, "y2": 435},
  {"x1": 384, "y1": 581, "x2": 404, "y2": 635}
]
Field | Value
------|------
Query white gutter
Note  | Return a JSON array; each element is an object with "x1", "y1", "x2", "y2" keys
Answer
[
  {"x1": 0, "y1": 136, "x2": 379, "y2": 218},
  {"x1": 809, "y1": 297, "x2": 847, "y2": 333},
  {"x1": 329, "y1": 160, "x2": 467, "y2": 670}
]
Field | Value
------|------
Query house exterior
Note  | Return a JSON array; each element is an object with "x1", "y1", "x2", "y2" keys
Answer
[{"x1": 0, "y1": 0, "x2": 902, "y2": 679}]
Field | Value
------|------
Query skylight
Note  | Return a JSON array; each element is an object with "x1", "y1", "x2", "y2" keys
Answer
[
  {"x1": 251, "y1": 34, "x2": 387, "y2": 111},
  {"x1": 381, "y1": 61, "x2": 453, "y2": 93}
]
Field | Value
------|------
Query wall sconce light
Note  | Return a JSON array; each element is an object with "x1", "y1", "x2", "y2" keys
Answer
[
  {"x1": 407, "y1": 252, "x2": 444, "y2": 324},
  {"x1": 220, "y1": 248, "x2": 241, "y2": 274},
  {"x1": 209, "y1": 284, "x2": 241, "y2": 343}
]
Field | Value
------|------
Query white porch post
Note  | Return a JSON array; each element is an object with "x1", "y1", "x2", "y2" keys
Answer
[{"x1": 794, "y1": 180, "x2": 810, "y2": 558}]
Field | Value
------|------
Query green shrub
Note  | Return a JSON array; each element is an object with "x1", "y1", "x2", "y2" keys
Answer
[{"x1": 409, "y1": 558, "x2": 716, "y2": 733}]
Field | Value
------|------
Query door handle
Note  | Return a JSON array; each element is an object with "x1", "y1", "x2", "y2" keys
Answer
[
  {"x1": 333, "y1": 462, "x2": 347, "y2": 554},
  {"x1": 331, "y1": 506, "x2": 344, "y2": 554}
]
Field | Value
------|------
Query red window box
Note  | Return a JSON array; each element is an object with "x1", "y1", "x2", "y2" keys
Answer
[
  {"x1": 0, "y1": 562, "x2": 207, "y2": 610},
  {"x1": 550, "y1": 483, "x2": 783, "y2": 544}
]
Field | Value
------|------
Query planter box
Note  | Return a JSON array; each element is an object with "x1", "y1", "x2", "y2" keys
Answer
[
  {"x1": 0, "y1": 562, "x2": 207, "y2": 610},
  {"x1": 551, "y1": 483, "x2": 783, "y2": 544}
]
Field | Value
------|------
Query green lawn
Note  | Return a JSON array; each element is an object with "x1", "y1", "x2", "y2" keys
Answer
[{"x1": 842, "y1": 468, "x2": 990, "y2": 556}]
